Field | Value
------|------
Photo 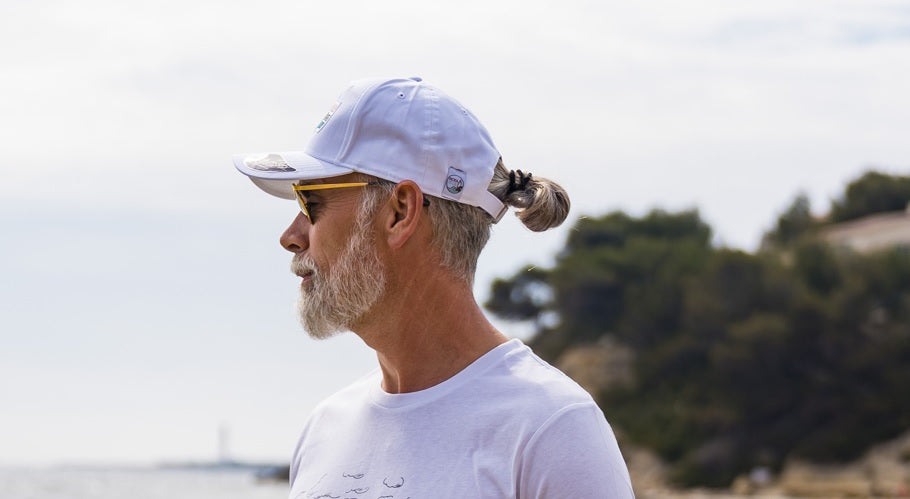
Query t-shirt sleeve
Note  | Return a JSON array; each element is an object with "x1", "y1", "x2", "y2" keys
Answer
[{"x1": 519, "y1": 402, "x2": 635, "y2": 498}]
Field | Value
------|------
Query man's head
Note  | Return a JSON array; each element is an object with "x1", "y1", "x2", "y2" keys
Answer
[{"x1": 235, "y1": 77, "x2": 571, "y2": 337}]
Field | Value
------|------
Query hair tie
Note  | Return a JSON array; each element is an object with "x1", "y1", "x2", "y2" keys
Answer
[{"x1": 507, "y1": 169, "x2": 532, "y2": 194}]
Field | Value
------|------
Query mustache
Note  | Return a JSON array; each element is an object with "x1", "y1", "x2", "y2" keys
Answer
[{"x1": 290, "y1": 254, "x2": 318, "y2": 277}]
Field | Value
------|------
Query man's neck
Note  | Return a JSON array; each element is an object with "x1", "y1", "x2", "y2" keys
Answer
[{"x1": 353, "y1": 267, "x2": 509, "y2": 394}]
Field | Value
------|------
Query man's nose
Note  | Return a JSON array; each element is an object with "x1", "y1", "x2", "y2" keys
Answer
[{"x1": 280, "y1": 212, "x2": 310, "y2": 253}]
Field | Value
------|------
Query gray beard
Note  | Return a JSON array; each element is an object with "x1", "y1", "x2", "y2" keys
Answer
[{"x1": 290, "y1": 219, "x2": 386, "y2": 340}]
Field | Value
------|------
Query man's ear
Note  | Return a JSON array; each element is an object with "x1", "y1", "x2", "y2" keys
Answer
[{"x1": 383, "y1": 180, "x2": 426, "y2": 250}]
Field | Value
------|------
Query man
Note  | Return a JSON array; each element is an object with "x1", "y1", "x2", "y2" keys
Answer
[{"x1": 234, "y1": 77, "x2": 634, "y2": 498}]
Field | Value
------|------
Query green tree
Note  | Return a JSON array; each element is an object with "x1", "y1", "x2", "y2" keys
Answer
[
  {"x1": 487, "y1": 206, "x2": 910, "y2": 489},
  {"x1": 762, "y1": 193, "x2": 817, "y2": 248},
  {"x1": 486, "y1": 209, "x2": 712, "y2": 359},
  {"x1": 830, "y1": 170, "x2": 910, "y2": 222}
]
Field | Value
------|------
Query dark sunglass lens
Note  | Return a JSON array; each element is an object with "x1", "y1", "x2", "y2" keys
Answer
[{"x1": 295, "y1": 192, "x2": 310, "y2": 221}]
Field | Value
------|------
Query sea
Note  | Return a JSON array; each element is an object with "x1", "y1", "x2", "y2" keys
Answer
[{"x1": 0, "y1": 467, "x2": 288, "y2": 499}]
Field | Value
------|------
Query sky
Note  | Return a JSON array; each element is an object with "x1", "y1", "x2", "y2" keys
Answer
[{"x1": 2, "y1": 0, "x2": 909, "y2": 466}]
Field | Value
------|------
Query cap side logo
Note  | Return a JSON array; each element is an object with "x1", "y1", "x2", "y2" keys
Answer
[
  {"x1": 444, "y1": 167, "x2": 466, "y2": 198},
  {"x1": 315, "y1": 101, "x2": 340, "y2": 133},
  {"x1": 243, "y1": 153, "x2": 296, "y2": 172}
]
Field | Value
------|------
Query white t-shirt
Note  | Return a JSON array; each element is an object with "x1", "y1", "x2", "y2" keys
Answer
[{"x1": 289, "y1": 339, "x2": 634, "y2": 498}]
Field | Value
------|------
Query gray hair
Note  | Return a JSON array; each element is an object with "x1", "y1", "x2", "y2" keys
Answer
[{"x1": 357, "y1": 159, "x2": 571, "y2": 284}]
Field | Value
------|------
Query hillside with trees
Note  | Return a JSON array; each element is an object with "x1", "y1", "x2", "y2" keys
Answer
[{"x1": 486, "y1": 170, "x2": 910, "y2": 488}]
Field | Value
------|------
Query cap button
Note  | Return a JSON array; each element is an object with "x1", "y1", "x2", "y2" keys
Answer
[{"x1": 409, "y1": 76, "x2": 423, "y2": 82}]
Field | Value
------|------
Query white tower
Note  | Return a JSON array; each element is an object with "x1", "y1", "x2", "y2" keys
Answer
[{"x1": 218, "y1": 422, "x2": 231, "y2": 464}]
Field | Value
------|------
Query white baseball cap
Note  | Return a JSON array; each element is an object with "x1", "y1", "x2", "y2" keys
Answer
[{"x1": 233, "y1": 76, "x2": 508, "y2": 222}]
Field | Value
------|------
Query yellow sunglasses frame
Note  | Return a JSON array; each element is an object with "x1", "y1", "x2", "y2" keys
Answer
[
  {"x1": 292, "y1": 182, "x2": 371, "y2": 222},
  {"x1": 291, "y1": 181, "x2": 430, "y2": 223}
]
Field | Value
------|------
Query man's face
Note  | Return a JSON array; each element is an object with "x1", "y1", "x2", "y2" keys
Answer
[{"x1": 288, "y1": 182, "x2": 387, "y2": 339}]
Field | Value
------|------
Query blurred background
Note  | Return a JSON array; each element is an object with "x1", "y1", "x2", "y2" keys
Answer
[{"x1": 2, "y1": 0, "x2": 909, "y2": 497}]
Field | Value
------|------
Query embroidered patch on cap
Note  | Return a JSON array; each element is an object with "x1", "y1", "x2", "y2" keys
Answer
[
  {"x1": 243, "y1": 153, "x2": 296, "y2": 172},
  {"x1": 443, "y1": 166, "x2": 466, "y2": 199},
  {"x1": 315, "y1": 101, "x2": 340, "y2": 133}
]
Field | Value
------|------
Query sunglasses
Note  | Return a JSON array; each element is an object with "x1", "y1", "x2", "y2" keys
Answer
[{"x1": 292, "y1": 182, "x2": 430, "y2": 223}]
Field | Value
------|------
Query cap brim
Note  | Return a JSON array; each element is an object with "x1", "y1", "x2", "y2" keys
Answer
[{"x1": 233, "y1": 151, "x2": 353, "y2": 199}]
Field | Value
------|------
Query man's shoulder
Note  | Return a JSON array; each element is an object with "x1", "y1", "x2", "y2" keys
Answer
[{"x1": 485, "y1": 339, "x2": 597, "y2": 406}]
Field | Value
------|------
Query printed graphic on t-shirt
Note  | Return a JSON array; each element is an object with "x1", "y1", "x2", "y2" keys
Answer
[{"x1": 293, "y1": 470, "x2": 411, "y2": 499}]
